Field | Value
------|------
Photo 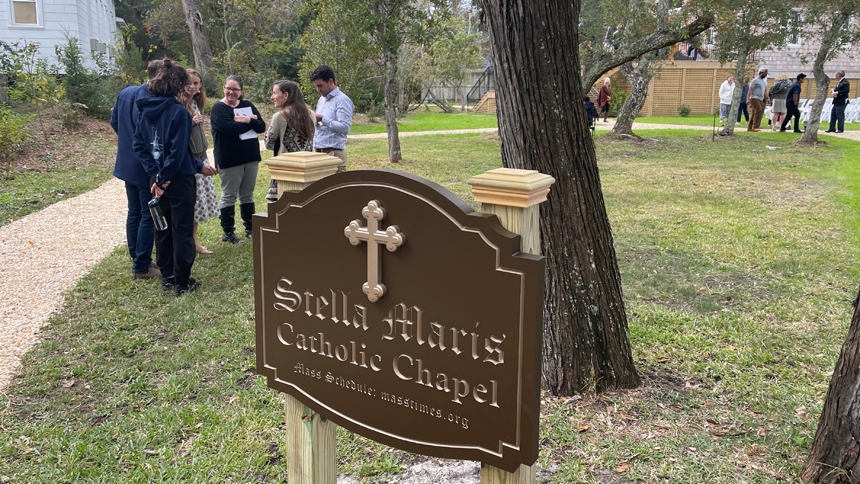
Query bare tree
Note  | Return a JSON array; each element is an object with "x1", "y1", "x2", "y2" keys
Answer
[{"x1": 180, "y1": 0, "x2": 214, "y2": 75}]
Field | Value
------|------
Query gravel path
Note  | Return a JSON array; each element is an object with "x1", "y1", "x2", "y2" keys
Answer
[
  {"x1": 0, "y1": 177, "x2": 127, "y2": 388},
  {"x1": 2, "y1": 123, "x2": 857, "y2": 391}
]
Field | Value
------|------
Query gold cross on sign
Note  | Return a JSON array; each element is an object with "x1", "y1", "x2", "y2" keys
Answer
[{"x1": 344, "y1": 200, "x2": 405, "y2": 302}]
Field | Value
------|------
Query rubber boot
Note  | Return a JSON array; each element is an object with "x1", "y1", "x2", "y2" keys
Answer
[
  {"x1": 240, "y1": 202, "x2": 255, "y2": 238},
  {"x1": 220, "y1": 206, "x2": 242, "y2": 244}
]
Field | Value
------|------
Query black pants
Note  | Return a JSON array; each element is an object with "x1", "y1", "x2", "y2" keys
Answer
[
  {"x1": 155, "y1": 174, "x2": 197, "y2": 287},
  {"x1": 781, "y1": 105, "x2": 801, "y2": 131},
  {"x1": 736, "y1": 103, "x2": 749, "y2": 122},
  {"x1": 829, "y1": 104, "x2": 846, "y2": 132}
]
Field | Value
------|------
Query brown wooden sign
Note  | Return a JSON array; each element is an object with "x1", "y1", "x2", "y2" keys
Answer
[{"x1": 253, "y1": 170, "x2": 544, "y2": 472}]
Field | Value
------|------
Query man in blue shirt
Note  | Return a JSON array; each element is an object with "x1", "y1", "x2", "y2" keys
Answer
[
  {"x1": 311, "y1": 65, "x2": 354, "y2": 173},
  {"x1": 780, "y1": 73, "x2": 805, "y2": 133},
  {"x1": 109, "y1": 60, "x2": 163, "y2": 280}
]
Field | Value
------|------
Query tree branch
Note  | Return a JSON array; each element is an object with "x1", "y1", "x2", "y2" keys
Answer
[{"x1": 581, "y1": 11, "x2": 714, "y2": 90}]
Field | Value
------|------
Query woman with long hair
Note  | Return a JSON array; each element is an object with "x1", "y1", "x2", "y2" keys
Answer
[
  {"x1": 133, "y1": 59, "x2": 217, "y2": 296},
  {"x1": 770, "y1": 73, "x2": 791, "y2": 132},
  {"x1": 180, "y1": 69, "x2": 218, "y2": 254},
  {"x1": 264, "y1": 80, "x2": 316, "y2": 202},
  {"x1": 210, "y1": 75, "x2": 266, "y2": 244}
]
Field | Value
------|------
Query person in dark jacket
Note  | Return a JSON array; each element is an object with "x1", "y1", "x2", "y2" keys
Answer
[
  {"x1": 110, "y1": 59, "x2": 162, "y2": 280},
  {"x1": 780, "y1": 73, "x2": 805, "y2": 133},
  {"x1": 133, "y1": 59, "x2": 217, "y2": 296},
  {"x1": 736, "y1": 83, "x2": 750, "y2": 123},
  {"x1": 210, "y1": 75, "x2": 266, "y2": 243},
  {"x1": 826, "y1": 70, "x2": 850, "y2": 133},
  {"x1": 583, "y1": 96, "x2": 598, "y2": 123}
]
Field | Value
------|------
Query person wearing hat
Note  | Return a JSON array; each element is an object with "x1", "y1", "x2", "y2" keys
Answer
[
  {"x1": 747, "y1": 68, "x2": 769, "y2": 132},
  {"x1": 826, "y1": 70, "x2": 850, "y2": 133},
  {"x1": 780, "y1": 73, "x2": 806, "y2": 133}
]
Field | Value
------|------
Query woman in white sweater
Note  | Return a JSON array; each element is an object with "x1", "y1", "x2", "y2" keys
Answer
[{"x1": 718, "y1": 75, "x2": 735, "y2": 124}]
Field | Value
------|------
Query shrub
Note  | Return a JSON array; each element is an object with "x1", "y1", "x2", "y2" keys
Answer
[
  {"x1": 55, "y1": 35, "x2": 122, "y2": 119},
  {"x1": 609, "y1": 90, "x2": 630, "y2": 116},
  {"x1": 0, "y1": 104, "x2": 32, "y2": 163},
  {"x1": 677, "y1": 104, "x2": 692, "y2": 117}
]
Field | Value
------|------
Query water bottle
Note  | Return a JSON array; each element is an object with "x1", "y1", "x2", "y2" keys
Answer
[{"x1": 148, "y1": 197, "x2": 168, "y2": 231}]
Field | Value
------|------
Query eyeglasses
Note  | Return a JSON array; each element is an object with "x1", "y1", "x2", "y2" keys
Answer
[{"x1": 224, "y1": 87, "x2": 242, "y2": 92}]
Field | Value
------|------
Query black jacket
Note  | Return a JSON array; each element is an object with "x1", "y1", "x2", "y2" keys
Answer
[{"x1": 833, "y1": 78, "x2": 850, "y2": 107}]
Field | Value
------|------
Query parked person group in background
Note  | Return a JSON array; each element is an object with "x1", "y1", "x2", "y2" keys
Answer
[
  {"x1": 718, "y1": 75, "x2": 734, "y2": 124},
  {"x1": 133, "y1": 59, "x2": 217, "y2": 297},
  {"x1": 210, "y1": 75, "x2": 266, "y2": 244},
  {"x1": 736, "y1": 81, "x2": 750, "y2": 123},
  {"x1": 180, "y1": 68, "x2": 219, "y2": 254},
  {"x1": 311, "y1": 65, "x2": 353, "y2": 173},
  {"x1": 747, "y1": 68, "x2": 769, "y2": 132},
  {"x1": 597, "y1": 77, "x2": 611, "y2": 123},
  {"x1": 769, "y1": 73, "x2": 791, "y2": 132},
  {"x1": 111, "y1": 60, "x2": 163, "y2": 281},
  {"x1": 265, "y1": 80, "x2": 316, "y2": 202},
  {"x1": 826, "y1": 70, "x2": 850, "y2": 133},
  {"x1": 780, "y1": 73, "x2": 805, "y2": 133}
]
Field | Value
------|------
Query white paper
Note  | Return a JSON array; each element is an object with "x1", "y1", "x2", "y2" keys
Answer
[{"x1": 233, "y1": 107, "x2": 258, "y2": 140}]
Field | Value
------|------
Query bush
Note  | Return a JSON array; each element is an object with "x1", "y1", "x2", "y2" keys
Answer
[
  {"x1": 677, "y1": 104, "x2": 692, "y2": 117},
  {"x1": 55, "y1": 35, "x2": 122, "y2": 119},
  {"x1": 609, "y1": 90, "x2": 630, "y2": 116},
  {"x1": 0, "y1": 104, "x2": 32, "y2": 163}
]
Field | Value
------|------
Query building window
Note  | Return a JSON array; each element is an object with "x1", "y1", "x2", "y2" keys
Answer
[
  {"x1": 786, "y1": 9, "x2": 802, "y2": 46},
  {"x1": 11, "y1": 0, "x2": 39, "y2": 25}
]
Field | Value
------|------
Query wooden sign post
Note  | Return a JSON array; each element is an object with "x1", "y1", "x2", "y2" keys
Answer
[
  {"x1": 469, "y1": 168, "x2": 554, "y2": 484},
  {"x1": 265, "y1": 151, "x2": 342, "y2": 484},
  {"x1": 257, "y1": 160, "x2": 554, "y2": 484}
]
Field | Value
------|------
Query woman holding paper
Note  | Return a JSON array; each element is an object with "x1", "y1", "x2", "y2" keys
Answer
[{"x1": 210, "y1": 75, "x2": 266, "y2": 244}]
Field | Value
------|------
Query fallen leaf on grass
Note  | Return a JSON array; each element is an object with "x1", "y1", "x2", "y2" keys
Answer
[
  {"x1": 616, "y1": 463, "x2": 629, "y2": 473},
  {"x1": 143, "y1": 449, "x2": 159, "y2": 456},
  {"x1": 709, "y1": 428, "x2": 729, "y2": 436},
  {"x1": 62, "y1": 380, "x2": 75, "y2": 388},
  {"x1": 759, "y1": 426, "x2": 767, "y2": 437},
  {"x1": 578, "y1": 425, "x2": 589, "y2": 433}
]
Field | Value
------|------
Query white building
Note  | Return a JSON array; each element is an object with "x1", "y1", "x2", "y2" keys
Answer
[{"x1": 0, "y1": 0, "x2": 123, "y2": 70}]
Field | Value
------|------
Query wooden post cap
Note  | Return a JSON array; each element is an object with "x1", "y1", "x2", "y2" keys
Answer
[
  {"x1": 264, "y1": 151, "x2": 343, "y2": 184},
  {"x1": 468, "y1": 168, "x2": 556, "y2": 208}
]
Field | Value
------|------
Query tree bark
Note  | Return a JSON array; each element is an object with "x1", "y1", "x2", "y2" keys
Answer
[
  {"x1": 610, "y1": 55, "x2": 652, "y2": 136},
  {"x1": 383, "y1": 47, "x2": 402, "y2": 162},
  {"x1": 801, "y1": 289, "x2": 860, "y2": 483},
  {"x1": 481, "y1": 0, "x2": 640, "y2": 395},
  {"x1": 721, "y1": 48, "x2": 749, "y2": 137},
  {"x1": 580, "y1": 12, "x2": 714, "y2": 92},
  {"x1": 180, "y1": 0, "x2": 215, "y2": 76},
  {"x1": 800, "y1": 11, "x2": 850, "y2": 146}
]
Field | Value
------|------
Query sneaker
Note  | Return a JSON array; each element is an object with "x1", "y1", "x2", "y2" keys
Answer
[
  {"x1": 222, "y1": 232, "x2": 244, "y2": 244},
  {"x1": 161, "y1": 277, "x2": 175, "y2": 291},
  {"x1": 133, "y1": 266, "x2": 162, "y2": 280},
  {"x1": 174, "y1": 279, "x2": 201, "y2": 297}
]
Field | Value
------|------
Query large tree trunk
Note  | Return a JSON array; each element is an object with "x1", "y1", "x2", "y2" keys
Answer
[
  {"x1": 801, "y1": 289, "x2": 860, "y2": 483},
  {"x1": 481, "y1": 0, "x2": 640, "y2": 395},
  {"x1": 180, "y1": 0, "x2": 215, "y2": 76},
  {"x1": 800, "y1": 11, "x2": 850, "y2": 146},
  {"x1": 610, "y1": 55, "x2": 652, "y2": 136},
  {"x1": 722, "y1": 48, "x2": 749, "y2": 137}
]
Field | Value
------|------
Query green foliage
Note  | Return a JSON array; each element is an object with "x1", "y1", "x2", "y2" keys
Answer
[
  {"x1": 677, "y1": 104, "x2": 692, "y2": 117},
  {"x1": 55, "y1": 36, "x2": 122, "y2": 120},
  {"x1": 610, "y1": 89, "x2": 630, "y2": 115},
  {"x1": 424, "y1": 15, "x2": 485, "y2": 104},
  {"x1": 0, "y1": 40, "x2": 61, "y2": 104},
  {"x1": 0, "y1": 104, "x2": 32, "y2": 163},
  {"x1": 112, "y1": 25, "x2": 148, "y2": 86}
]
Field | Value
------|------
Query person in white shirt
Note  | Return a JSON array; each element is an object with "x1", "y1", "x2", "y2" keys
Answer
[
  {"x1": 718, "y1": 75, "x2": 735, "y2": 124},
  {"x1": 311, "y1": 65, "x2": 354, "y2": 173}
]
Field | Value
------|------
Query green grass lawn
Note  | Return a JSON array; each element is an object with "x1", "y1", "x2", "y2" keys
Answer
[
  {"x1": 349, "y1": 111, "x2": 498, "y2": 135},
  {"x1": 2, "y1": 130, "x2": 860, "y2": 483}
]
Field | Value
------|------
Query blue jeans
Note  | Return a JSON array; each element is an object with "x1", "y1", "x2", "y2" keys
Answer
[{"x1": 125, "y1": 181, "x2": 155, "y2": 273}]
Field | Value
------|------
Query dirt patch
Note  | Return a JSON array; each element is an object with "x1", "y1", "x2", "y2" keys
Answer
[{"x1": 8, "y1": 114, "x2": 116, "y2": 173}]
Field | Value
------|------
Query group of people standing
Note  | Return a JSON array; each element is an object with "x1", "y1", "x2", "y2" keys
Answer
[
  {"x1": 111, "y1": 61, "x2": 353, "y2": 296},
  {"x1": 718, "y1": 68, "x2": 850, "y2": 134}
]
